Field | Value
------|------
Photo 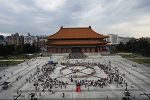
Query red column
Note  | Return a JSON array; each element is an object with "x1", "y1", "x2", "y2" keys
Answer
[
  {"x1": 49, "y1": 47, "x2": 52, "y2": 52},
  {"x1": 53, "y1": 47, "x2": 55, "y2": 52},
  {"x1": 102, "y1": 46, "x2": 105, "y2": 51},
  {"x1": 59, "y1": 48, "x2": 60, "y2": 53},
  {"x1": 82, "y1": 48, "x2": 83, "y2": 52},
  {"x1": 100, "y1": 47, "x2": 102, "y2": 51},
  {"x1": 95, "y1": 47, "x2": 97, "y2": 52},
  {"x1": 69, "y1": 48, "x2": 71, "y2": 52},
  {"x1": 56, "y1": 48, "x2": 58, "y2": 53},
  {"x1": 53, "y1": 47, "x2": 55, "y2": 53},
  {"x1": 47, "y1": 47, "x2": 48, "y2": 52},
  {"x1": 85, "y1": 48, "x2": 87, "y2": 52},
  {"x1": 61, "y1": 48, "x2": 63, "y2": 53},
  {"x1": 52, "y1": 47, "x2": 53, "y2": 52},
  {"x1": 90, "y1": 47, "x2": 91, "y2": 52},
  {"x1": 49, "y1": 47, "x2": 50, "y2": 52},
  {"x1": 104, "y1": 46, "x2": 106, "y2": 51}
]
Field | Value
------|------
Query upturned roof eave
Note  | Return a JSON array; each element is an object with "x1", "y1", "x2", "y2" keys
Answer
[
  {"x1": 46, "y1": 37, "x2": 108, "y2": 40},
  {"x1": 46, "y1": 26, "x2": 108, "y2": 39}
]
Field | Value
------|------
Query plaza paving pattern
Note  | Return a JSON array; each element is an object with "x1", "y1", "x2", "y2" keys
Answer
[{"x1": 0, "y1": 55, "x2": 150, "y2": 100}]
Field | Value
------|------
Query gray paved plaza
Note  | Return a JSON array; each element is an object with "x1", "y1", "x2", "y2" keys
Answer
[{"x1": 0, "y1": 54, "x2": 150, "y2": 100}]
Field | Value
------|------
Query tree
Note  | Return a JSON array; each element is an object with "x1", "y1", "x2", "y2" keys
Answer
[
  {"x1": 140, "y1": 49, "x2": 146, "y2": 56},
  {"x1": 0, "y1": 43, "x2": 41, "y2": 56},
  {"x1": 16, "y1": 45, "x2": 23, "y2": 55},
  {"x1": 115, "y1": 42, "x2": 125, "y2": 51},
  {"x1": 0, "y1": 45, "x2": 4, "y2": 56},
  {"x1": 23, "y1": 44, "x2": 32, "y2": 54},
  {"x1": 116, "y1": 39, "x2": 150, "y2": 56}
]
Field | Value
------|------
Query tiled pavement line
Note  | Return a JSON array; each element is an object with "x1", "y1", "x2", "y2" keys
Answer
[
  {"x1": 114, "y1": 60, "x2": 150, "y2": 86},
  {"x1": 107, "y1": 85, "x2": 120, "y2": 100},
  {"x1": 12, "y1": 61, "x2": 45, "y2": 93},
  {"x1": 0, "y1": 59, "x2": 40, "y2": 85},
  {"x1": 117, "y1": 59, "x2": 150, "y2": 79},
  {"x1": 112, "y1": 62, "x2": 145, "y2": 91},
  {"x1": 19, "y1": 83, "x2": 142, "y2": 93},
  {"x1": 0, "y1": 60, "x2": 42, "y2": 93},
  {"x1": 0, "y1": 60, "x2": 41, "y2": 93}
]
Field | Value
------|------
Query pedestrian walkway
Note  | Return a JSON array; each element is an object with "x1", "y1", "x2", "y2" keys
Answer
[{"x1": 0, "y1": 55, "x2": 150, "y2": 100}]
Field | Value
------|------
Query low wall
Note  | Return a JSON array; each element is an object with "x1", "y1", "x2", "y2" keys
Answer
[
  {"x1": 101, "y1": 51, "x2": 110, "y2": 55},
  {"x1": 118, "y1": 53, "x2": 132, "y2": 55},
  {"x1": 42, "y1": 52, "x2": 52, "y2": 56}
]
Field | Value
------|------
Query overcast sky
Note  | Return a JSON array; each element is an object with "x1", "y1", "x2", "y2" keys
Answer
[{"x1": 0, "y1": 0, "x2": 150, "y2": 38}]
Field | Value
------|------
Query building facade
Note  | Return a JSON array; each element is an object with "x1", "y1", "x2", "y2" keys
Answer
[
  {"x1": 6, "y1": 33, "x2": 24, "y2": 45},
  {"x1": 24, "y1": 33, "x2": 35, "y2": 45},
  {"x1": 106, "y1": 34, "x2": 118, "y2": 45},
  {"x1": 43, "y1": 26, "x2": 109, "y2": 53},
  {"x1": 0, "y1": 35, "x2": 5, "y2": 43},
  {"x1": 118, "y1": 37, "x2": 133, "y2": 44}
]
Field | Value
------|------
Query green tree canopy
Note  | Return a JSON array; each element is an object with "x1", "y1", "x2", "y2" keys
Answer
[{"x1": 115, "y1": 39, "x2": 150, "y2": 56}]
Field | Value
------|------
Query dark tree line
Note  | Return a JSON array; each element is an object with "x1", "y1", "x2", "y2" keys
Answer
[
  {"x1": 115, "y1": 39, "x2": 150, "y2": 56},
  {"x1": 0, "y1": 44, "x2": 40, "y2": 56}
]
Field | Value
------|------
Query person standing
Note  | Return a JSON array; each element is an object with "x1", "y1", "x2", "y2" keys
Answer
[
  {"x1": 17, "y1": 90, "x2": 19, "y2": 94},
  {"x1": 125, "y1": 82, "x2": 128, "y2": 90},
  {"x1": 62, "y1": 93, "x2": 65, "y2": 97},
  {"x1": 39, "y1": 92, "x2": 41, "y2": 96}
]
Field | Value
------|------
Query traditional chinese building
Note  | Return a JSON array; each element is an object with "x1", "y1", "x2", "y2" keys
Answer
[{"x1": 44, "y1": 26, "x2": 109, "y2": 53}]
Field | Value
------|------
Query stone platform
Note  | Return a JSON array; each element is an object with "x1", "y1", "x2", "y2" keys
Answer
[{"x1": 0, "y1": 55, "x2": 150, "y2": 100}]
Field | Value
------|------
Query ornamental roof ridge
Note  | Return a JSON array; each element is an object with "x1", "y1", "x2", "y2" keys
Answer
[{"x1": 60, "y1": 26, "x2": 91, "y2": 29}]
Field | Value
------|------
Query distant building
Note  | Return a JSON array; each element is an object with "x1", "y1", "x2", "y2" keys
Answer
[
  {"x1": 0, "y1": 35, "x2": 6, "y2": 45},
  {"x1": 0, "y1": 35, "x2": 5, "y2": 43},
  {"x1": 106, "y1": 34, "x2": 118, "y2": 45},
  {"x1": 106, "y1": 34, "x2": 134, "y2": 44},
  {"x1": 106, "y1": 34, "x2": 135, "y2": 50},
  {"x1": 106, "y1": 34, "x2": 118, "y2": 50},
  {"x1": 118, "y1": 37, "x2": 133, "y2": 44},
  {"x1": 24, "y1": 33, "x2": 35, "y2": 45},
  {"x1": 6, "y1": 33, "x2": 24, "y2": 45},
  {"x1": 34, "y1": 36, "x2": 39, "y2": 42}
]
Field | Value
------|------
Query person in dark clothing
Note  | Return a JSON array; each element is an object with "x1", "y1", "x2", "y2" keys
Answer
[{"x1": 62, "y1": 93, "x2": 65, "y2": 97}]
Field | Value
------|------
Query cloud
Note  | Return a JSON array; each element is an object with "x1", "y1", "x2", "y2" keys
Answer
[
  {"x1": 0, "y1": 0, "x2": 150, "y2": 38},
  {"x1": 35, "y1": 0, "x2": 67, "y2": 12}
]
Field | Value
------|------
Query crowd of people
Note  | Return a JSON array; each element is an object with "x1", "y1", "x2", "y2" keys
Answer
[{"x1": 23, "y1": 58, "x2": 129, "y2": 98}]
